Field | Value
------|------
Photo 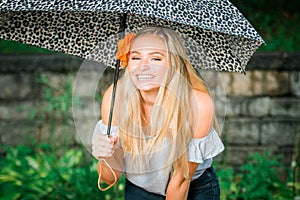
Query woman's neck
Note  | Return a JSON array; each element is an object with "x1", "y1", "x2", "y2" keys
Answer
[
  {"x1": 140, "y1": 89, "x2": 158, "y2": 107},
  {"x1": 140, "y1": 89, "x2": 159, "y2": 127}
]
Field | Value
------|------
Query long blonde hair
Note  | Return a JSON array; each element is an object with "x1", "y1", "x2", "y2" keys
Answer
[{"x1": 115, "y1": 27, "x2": 210, "y2": 178}]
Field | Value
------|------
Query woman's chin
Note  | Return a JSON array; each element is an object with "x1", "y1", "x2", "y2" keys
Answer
[{"x1": 137, "y1": 83, "x2": 160, "y2": 92}]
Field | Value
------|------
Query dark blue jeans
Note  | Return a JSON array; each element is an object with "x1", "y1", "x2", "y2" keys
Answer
[{"x1": 124, "y1": 166, "x2": 220, "y2": 200}]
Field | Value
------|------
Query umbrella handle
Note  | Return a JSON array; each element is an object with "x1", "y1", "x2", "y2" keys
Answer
[{"x1": 97, "y1": 158, "x2": 117, "y2": 191}]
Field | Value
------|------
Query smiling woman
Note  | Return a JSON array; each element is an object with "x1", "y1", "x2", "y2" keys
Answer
[{"x1": 92, "y1": 27, "x2": 224, "y2": 200}]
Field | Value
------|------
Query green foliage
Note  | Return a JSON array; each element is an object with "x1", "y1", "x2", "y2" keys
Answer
[
  {"x1": 0, "y1": 39, "x2": 54, "y2": 54},
  {"x1": 217, "y1": 151, "x2": 293, "y2": 200},
  {"x1": 1, "y1": 144, "x2": 294, "y2": 200},
  {"x1": 232, "y1": 0, "x2": 300, "y2": 51},
  {"x1": 0, "y1": 144, "x2": 125, "y2": 200}
]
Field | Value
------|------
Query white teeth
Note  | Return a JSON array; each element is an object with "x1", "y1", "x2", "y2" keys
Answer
[{"x1": 137, "y1": 75, "x2": 154, "y2": 80}]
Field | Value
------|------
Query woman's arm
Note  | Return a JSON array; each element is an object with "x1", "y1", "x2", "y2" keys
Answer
[
  {"x1": 166, "y1": 90, "x2": 214, "y2": 199},
  {"x1": 93, "y1": 84, "x2": 124, "y2": 184},
  {"x1": 165, "y1": 162, "x2": 198, "y2": 200}
]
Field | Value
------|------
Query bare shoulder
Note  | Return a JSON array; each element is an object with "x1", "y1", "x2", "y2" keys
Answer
[
  {"x1": 190, "y1": 89, "x2": 214, "y2": 138},
  {"x1": 191, "y1": 89, "x2": 214, "y2": 111}
]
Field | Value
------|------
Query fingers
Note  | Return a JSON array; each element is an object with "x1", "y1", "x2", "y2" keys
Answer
[
  {"x1": 92, "y1": 134, "x2": 118, "y2": 159},
  {"x1": 108, "y1": 135, "x2": 118, "y2": 145}
]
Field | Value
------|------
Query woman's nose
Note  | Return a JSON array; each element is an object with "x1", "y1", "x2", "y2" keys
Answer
[{"x1": 139, "y1": 59, "x2": 150, "y2": 71}]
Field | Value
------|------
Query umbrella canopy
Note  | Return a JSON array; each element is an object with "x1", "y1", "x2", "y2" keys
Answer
[{"x1": 0, "y1": 0, "x2": 264, "y2": 73}]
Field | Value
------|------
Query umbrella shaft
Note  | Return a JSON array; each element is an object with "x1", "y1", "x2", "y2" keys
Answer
[
  {"x1": 107, "y1": 60, "x2": 120, "y2": 136},
  {"x1": 106, "y1": 13, "x2": 127, "y2": 136}
]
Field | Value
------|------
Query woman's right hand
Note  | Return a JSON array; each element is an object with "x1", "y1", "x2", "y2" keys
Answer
[{"x1": 92, "y1": 134, "x2": 118, "y2": 159}]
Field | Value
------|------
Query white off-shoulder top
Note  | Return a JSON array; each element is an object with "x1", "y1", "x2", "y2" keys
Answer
[{"x1": 93, "y1": 120, "x2": 224, "y2": 195}]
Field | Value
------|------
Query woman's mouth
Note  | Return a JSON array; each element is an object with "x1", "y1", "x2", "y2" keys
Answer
[{"x1": 137, "y1": 74, "x2": 155, "y2": 80}]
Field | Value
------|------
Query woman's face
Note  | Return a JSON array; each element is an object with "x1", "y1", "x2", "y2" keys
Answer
[{"x1": 127, "y1": 34, "x2": 169, "y2": 92}]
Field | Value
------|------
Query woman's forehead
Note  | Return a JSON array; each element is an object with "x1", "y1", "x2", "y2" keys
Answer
[{"x1": 131, "y1": 34, "x2": 167, "y2": 51}]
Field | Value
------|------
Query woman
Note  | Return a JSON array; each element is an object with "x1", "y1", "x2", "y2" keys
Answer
[{"x1": 92, "y1": 27, "x2": 224, "y2": 200}]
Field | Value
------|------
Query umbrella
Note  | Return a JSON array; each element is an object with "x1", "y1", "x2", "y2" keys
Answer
[{"x1": 0, "y1": 0, "x2": 264, "y2": 136}]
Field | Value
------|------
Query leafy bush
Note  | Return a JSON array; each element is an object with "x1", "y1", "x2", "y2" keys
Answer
[
  {"x1": 1, "y1": 144, "x2": 294, "y2": 200},
  {"x1": 0, "y1": 144, "x2": 125, "y2": 200},
  {"x1": 232, "y1": 0, "x2": 300, "y2": 51},
  {"x1": 217, "y1": 151, "x2": 293, "y2": 200}
]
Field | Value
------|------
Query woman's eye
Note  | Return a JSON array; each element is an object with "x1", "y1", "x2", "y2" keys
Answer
[
  {"x1": 151, "y1": 57, "x2": 162, "y2": 61},
  {"x1": 131, "y1": 57, "x2": 141, "y2": 60}
]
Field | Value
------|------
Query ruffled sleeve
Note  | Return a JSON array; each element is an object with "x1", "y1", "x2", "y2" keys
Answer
[
  {"x1": 188, "y1": 128, "x2": 224, "y2": 163},
  {"x1": 92, "y1": 120, "x2": 120, "y2": 148}
]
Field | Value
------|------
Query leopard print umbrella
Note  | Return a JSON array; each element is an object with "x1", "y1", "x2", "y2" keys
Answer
[{"x1": 0, "y1": 0, "x2": 264, "y2": 73}]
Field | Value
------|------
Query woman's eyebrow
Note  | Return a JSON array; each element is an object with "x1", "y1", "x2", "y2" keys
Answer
[
  {"x1": 130, "y1": 50, "x2": 140, "y2": 54},
  {"x1": 149, "y1": 51, "x2": 165, "y2": 56},
  {"x1": 130, "y1": 50, "x2": 166, "y2": 56}
]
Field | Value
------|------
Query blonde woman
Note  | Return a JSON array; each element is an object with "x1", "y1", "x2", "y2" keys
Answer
[{"x1": 92, "y1": 27, "x2": 224, "y2": 200}]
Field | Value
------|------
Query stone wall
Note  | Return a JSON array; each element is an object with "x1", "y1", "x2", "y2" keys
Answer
[
  {"x1": 220, "y1": 52, "x2": 300, "y2": 167},
  {"x1": 0, "y1": 52, "x2": 299, "y2": 168}
]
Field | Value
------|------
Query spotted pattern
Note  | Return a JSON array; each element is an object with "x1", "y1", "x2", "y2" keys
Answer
[{"x1": 0, "y1": 0, "x2": 264, "y2": 73}]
